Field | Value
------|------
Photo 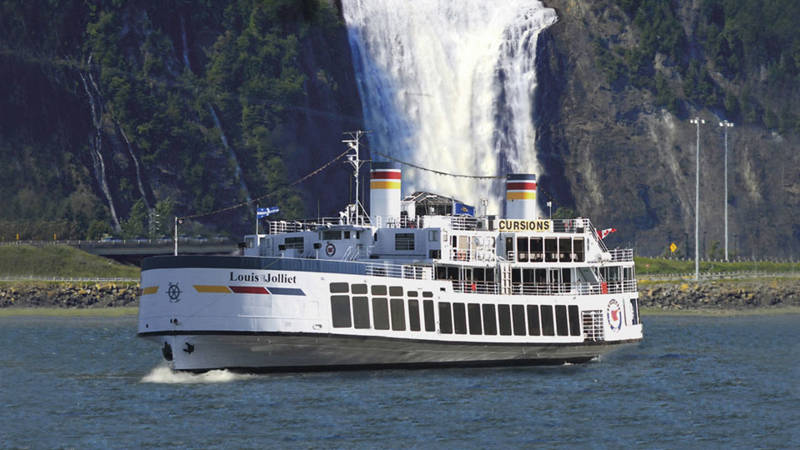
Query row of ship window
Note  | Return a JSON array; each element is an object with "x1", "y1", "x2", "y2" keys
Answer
[{"x1": 329, "y1": 282, "x2": 582, "y2": 337}]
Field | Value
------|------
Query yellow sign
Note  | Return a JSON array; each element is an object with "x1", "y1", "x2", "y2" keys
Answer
[
  {"x1": 498, "y1": 219, "x2": 552, "y2": 232},
  {"x1": 670, "y1": 242, "x2": 677, "y2": 253}
]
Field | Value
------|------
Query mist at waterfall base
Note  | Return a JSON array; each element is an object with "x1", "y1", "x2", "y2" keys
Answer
[
  {"x1": 1, "y1": 314, "x2": 797, "y2": 447},
  {"x1": 343, "y1": 0, "x2": 557, "y2": 215}
]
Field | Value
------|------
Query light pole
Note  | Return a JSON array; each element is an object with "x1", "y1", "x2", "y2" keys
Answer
[
  {"x1": 690, "y1": 117, "x2": 705, "y2": 281},
  {"x1": 719, "y1": 120, "x2": 734, "y2": 261}
]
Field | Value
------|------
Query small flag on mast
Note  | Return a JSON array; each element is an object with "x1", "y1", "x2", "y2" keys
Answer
[{"x1": 257, "y1": 206, "x2": 279, "y2": 218}]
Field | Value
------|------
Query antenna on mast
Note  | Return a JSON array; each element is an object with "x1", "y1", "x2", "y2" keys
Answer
[{"x1": 342, "y1": 130, "x2": 369, "y2": 225}]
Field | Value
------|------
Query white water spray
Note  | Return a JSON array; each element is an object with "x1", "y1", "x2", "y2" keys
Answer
[
  {"x1": 141, "y1": 365, "x2": 252, "y2": 384},
  {"x1": 342, "y1": 0, "x2": 557, "y2": 212}
]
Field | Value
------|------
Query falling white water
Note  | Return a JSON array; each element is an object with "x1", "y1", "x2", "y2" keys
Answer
[
  {"x1": 342, "y1": 0, "x2": 557, "y2": 213},
  {"x1": 141, "y1": 365, "x2": 253, "y2": 384}
]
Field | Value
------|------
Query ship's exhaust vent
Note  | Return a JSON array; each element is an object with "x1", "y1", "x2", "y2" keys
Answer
[
  {"x1": 504, "y1": 173, "x2": 537, "y2": 220},
  {"x1": 370, "y1": 162, "x2": 402, "y2": 227}
]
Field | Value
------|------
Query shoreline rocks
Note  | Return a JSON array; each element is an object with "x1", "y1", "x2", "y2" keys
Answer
[
  {"x1": 0, "y1": 283, "x2": 138, "y2": 308},
  {"x1": 638, "y1": 279, "x2": 800, "y2": 310}
]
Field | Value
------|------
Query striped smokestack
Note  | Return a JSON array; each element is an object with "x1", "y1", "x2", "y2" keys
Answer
[
  {"x1": 370, "y1": 162, "x2": 401, "y2": 226},
  {"x1": 505, "y1": 173, "x2": 537, "y2": 220}
]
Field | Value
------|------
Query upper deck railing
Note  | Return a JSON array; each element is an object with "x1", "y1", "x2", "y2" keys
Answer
[
  {"x1": 451, "y1": 279, "x2": 638, "y2": 296},
  {"x1": 608, "y1": 249, "x2": 634, "y2": 262}
]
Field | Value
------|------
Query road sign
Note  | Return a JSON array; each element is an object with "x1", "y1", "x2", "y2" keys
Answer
[{"x1": 670, "y1": 242, "x2": 677, "y2": 253}]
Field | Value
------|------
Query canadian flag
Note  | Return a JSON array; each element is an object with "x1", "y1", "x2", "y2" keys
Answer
[{"x1": 597, "y1": 228, "x2": 617, "y2": 239}]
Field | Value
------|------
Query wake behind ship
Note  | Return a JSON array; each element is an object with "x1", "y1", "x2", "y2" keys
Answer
[{"x1": 138, "y1": 138, "x2": 642, "y2": 372}]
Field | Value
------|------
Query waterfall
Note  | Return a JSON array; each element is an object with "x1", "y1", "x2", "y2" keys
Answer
[{"x1": 342, "y1": 0, "x2": 557, "y2": 213}]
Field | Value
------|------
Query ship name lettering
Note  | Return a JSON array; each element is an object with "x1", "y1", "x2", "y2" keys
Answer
[{"x1": 498, "y1": 219, "x2": 551, "y2": 232}]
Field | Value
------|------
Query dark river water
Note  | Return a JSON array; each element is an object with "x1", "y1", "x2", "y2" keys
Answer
[{"x1": 1, "y1": 313, "x2": 798, "y2": 448}]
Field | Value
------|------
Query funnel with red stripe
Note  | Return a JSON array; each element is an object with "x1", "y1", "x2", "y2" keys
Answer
[
  {"x1": 505, "y1": 173, "x2": 537, "y2": 219},
  {"x1": 370, "y1": 162, "x2": 402, "y2": 226}
]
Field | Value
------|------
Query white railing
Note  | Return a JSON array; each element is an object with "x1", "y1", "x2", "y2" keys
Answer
[
  {"x1": 364, "y1": 263, "x2": 432, "y2": 280},
  {"x1": 608, "y1": 248, "x2": 634, "y2": 262},
  {"x1": 582, "y1": 310, "x2": 604, "y2": 342},
  {"x1": 450, "y1": 279, "x2": 637, "y2": 296}
]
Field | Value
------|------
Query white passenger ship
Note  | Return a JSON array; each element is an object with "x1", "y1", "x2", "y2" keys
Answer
[{"x1": 138, "y1": 140, "x2": 642, "y2": 372}]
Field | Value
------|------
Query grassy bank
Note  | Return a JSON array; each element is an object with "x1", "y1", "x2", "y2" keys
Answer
[
  {"x1": 635, "y1": 257, "x2": 800, "y2": 275},
  {"x1": 0, "y1": 244, "x2": 139, "y2": 279}
]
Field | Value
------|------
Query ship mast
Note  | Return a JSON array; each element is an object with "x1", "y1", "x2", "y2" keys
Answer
[{"x1": 342, "y1": 130, "x2": 368, "y2": 225}]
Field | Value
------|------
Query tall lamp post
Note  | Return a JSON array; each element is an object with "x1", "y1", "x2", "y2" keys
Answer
[
  {"x1": 719, "y1": 120, "x2": 734, "y2": 261},
  {"x1": 690, "y1": 117, "x2": 705, "y2": 281}
]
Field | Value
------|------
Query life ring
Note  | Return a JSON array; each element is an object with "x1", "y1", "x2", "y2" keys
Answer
[{"x1": 325, "y1": 242, "x2": 336, "y2": 257}]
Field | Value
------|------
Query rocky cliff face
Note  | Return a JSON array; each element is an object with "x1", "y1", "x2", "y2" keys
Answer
[{"x1": 535, "y1": 0, "x2": 800, "y2": 258}]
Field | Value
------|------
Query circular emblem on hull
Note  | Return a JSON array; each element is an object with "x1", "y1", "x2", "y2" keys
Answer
[
  {"x1": 167, "y1": 282, "x2": 182, "y2": 303},
  {"x1": 325, "y1": 242, "x2": 336, "y2": 257},
  {"x1": 607, "y1": 299, "x2": 622, "y2": 331}
]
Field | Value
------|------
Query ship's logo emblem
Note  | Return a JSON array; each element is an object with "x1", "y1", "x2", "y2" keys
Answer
[
  {"x1": 325, "y1": 242, "x2": 336, "y2": 257},
  {"x1": 607, "y1": 299, "x2": 622, "y2": 331},
  {"x1": 167, "y1": 282, "x2": 182, "y2": 303}
]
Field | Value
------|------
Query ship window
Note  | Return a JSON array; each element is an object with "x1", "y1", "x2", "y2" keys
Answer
[
  {"x1": 330, "y1": 282, "x2": 348, "y2": 293},
  {"x1": 423, "y1": 300, "x2": 435, "y2": 331},
  {"x1": 389, "y1": 286, "x2": 403, "y2": 296},
  {"x1": 573, "y1": 238, "x2": 585, "y2": 262},
  {"x1": 607, "y1": 266, "x2": 620, "y2": 281},
  {"x1": 395, "y1": 233, "x2": 415, "y2": 251},
  {"x1": 429, "y1": 250, "x2": 441, "y2": 259},
  {"x1": 530, "y1": 237, "x2": 543, "y2": 262},
  {"x1": 630, "y1": 299, "x2": 640, "y2": 325},
  {"x1": 545, "y1": 238, "x2": 557, "y2": 262},
  {"x1": 344, "y1": 231, "x2": 351, "y2": 239},
  {"x1": 331, "y1": 295, "x2": 351, "y2": 328},
  {"x1": 482, "y1": 304, "x2": 497, "y2": 335},
  {"x1": 351, "y1": 284, "x2": 368, "y2": 294},
  {"x1": 468, "y1": 303, "x2": 482, "y2": 335},
  {"x1": 540, "y1": 305, "x2": 555, "y2": 336},
  {"x1": 285, "y1": 237, "x2": 304, "y2": 250},
  {"x1": 372, "y1": 298, "x2": 389, "y2": 330},
  {"x1": 523, "y1": 269, "x2": 534, "y2": 283},
  {"x1": 439, "y1": 302, "x2": 453, "y2": 334},
  {"x1": 559, "y1": 238, "x2": 572, "y2": 262},
  {"x1": 623, "y1": 267, "x2": 633, "y2": 281},
  {"x1": 408, "y1": 290, "x2": 418, "y2": 297},
  {"x1": 505, "y1": 237, "x2": 514, "y2": 259},
  {"x1": 517, "y1": 237, "x2": 528, "y2": 262},
  {"x1": 408, "y1": 300, "x2": 421, "y2": 331},
  {"x1": 562, "y1": 268, "x2": 572, "y2": 285},
  {"x1": 498, "y1": 305, "x2": 512, "y2": 335},
  {"x1": 568, "y1": 305, "x2": 581, "y2": 336},
  {"x1": 453, "y1": 303, "x2": 467, "y2": 334},
  {"x1": 422, "y1": 291, "x2": 433, "y2": 298},
  {"x1": 535, "y1": 269, "x2": 547, "y2": 284},
  {"x1": 352, "y1": 296, "x2": 370, "y2": 329},
  {"x1": 428, "y1": 230, "x2": 439, "y2": 241},
  {"x1": 576, "y1": 267, "x2": 597, "y2": 283},
  {"x1": 512, "y1": 305, "x2": 526, "y2": 336},
  {"x1": 556, "y1": 305, "x2": 569, "y2": 336},
  {"x1": 512, "y1": 269, "x2": 521, "y2": 283},
  {"x1": 527, "y1": 305, "x2": 541, "y2": 336},
  {"x1": 371, "y1": 285, "x2": 387, "y2": 295},
  {"x1": 390, "y1": 298, "x2": 406, "y2": 331},
  {"x1": 323, "y1": 230, "x2": 341, "y2": 241}
]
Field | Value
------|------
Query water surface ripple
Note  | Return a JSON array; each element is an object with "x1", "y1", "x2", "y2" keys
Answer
[{"x1": 0, "y1": 314, "x2": 797, "y2": 448}]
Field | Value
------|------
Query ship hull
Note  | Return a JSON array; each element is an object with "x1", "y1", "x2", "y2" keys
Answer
[
  {"x1": 138, "y1": 256, "x2": 643, "y2": 372},
  {"x1": 143, "y1": 332, "x2": 638, "y2": 372}
]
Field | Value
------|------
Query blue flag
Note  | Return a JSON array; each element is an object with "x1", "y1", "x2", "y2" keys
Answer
[
  {"x1": 257, "y1": 206, "x2": 279, "y2": 218},
  {"x1": 453, "y1": 202, "x2": 475, "y2": 216}
]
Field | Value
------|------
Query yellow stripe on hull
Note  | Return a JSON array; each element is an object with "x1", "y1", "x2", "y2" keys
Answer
[
  {"x1": 194, "y1": 285, "x2": 232, "y2": 294},
  {"x1": 370, "y1": 181, "x2": 401, "y2": 189},
  {"x1": 506, "y1": 192, "x2": 536, "y2": 200},
  {"x1": 141, "y1": 286, "x2": 159, "y2": 295}
]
